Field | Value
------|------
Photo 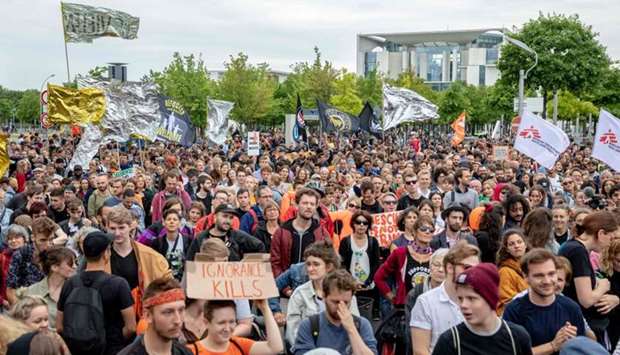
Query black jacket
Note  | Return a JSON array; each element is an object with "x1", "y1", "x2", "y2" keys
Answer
[
  {"x1": 430, "y1": 230, "x2": 478, "y2": 250},
  {"x1": 338, "y1": 235, "x2": 381, "y2": 288},
  {"x1": 185, "y1": 226, "x2": 265, "y2": 262},
  {"x1": 253, "y1": 222, "x2": 277, "y2": 253}
]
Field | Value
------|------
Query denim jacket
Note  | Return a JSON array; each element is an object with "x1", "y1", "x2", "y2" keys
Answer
[{"x1": 268, "y1": 262, "x2": 308, "y2": 313}]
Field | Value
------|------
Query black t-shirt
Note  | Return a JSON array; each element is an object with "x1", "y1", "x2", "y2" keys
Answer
[
  {"x1": 111, "y1": 249, "x2": 140, "y2": 289},
  {"x1": 290, "y1": 226, "x2": 316, "y2": 265},
  {"x1": 58, "y1": 271, "x2": 134, "y2": 355},
  {"x1": 404, "y1": 252, "x2": 430, "y2": 293},
  {"x1": 558, "y1": 239, "x2": 601, "y2": 321},
  {"x1": 397, "y1": 194, "x2": 424, "y2": 211},
  {"x1": 117, "y1": 336, "x2": 192, "y2": 355},
  {"x1": 49, "y1": 206, "x2": 70, "y2": 223},
  {"x1": 196, "y1": 193, "x2": 212, "y2": 214},
  {"x1": 432, "y1": 320, "x2": 532, "y2": 355},
  {"x1": 361, "y1": 200, "x2": 383, "y2": 214}
]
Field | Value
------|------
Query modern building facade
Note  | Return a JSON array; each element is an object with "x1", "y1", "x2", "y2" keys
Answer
[
  {"x1": 207, "y1": 69, "x2": 289, "y2": 84},
  {"x1": 357, "y1": 28, "x2": 504, "y2": 90}
]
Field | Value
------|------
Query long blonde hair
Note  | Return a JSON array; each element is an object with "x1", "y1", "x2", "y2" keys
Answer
[
  {"x1": 601, "y1": 239, "x2": 620, "y2": 276},
  {"x1": 0, "y1": 314, "x2": 31, "y2": 354}
]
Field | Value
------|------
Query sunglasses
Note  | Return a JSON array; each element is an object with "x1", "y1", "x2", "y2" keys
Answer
[
  {"x1": 405, "y1": 180, "x2": 417, "y2": 185},
  {"x1": 354, "y1": 219, "x2": 369, "y2": 226},
  {"x1": 348, "y1": 203, "x2": 360, "y2": 208},
  {"x1": 383, "y1": 200, "x2": 397, "y2": 205},
  {"x1": 418, "y1": 225, "x2": 435, "y2": 233}
]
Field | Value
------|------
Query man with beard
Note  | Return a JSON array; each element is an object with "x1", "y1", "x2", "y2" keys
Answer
[
  {"x1": 118, "y1": 277, "x2": 191, "y2": 355},
  {"x1": 270, "y1": 188, "x2": 331, "y2": 277},
  {"x1": 503, "y1": 194, "x2": 530, "y2": 230},
  {"x1": 503, "y1": 249, "x2": 585, "y2": 354},
  {"x1": 430, "y1": 204, "x2": 477, "y2": 250},
  {"x1": 88, "y1": 174, "x2": 111, "y2": 221},
  {"x1": 411, "y1": 241, "x2": 481, "y2": 355},
  {"x1": 432, "y1": 263, "x2": 532, "y2": 355},
  {"x1": 443, "y1": 168, "x2": 479, "y2": 211},
  {"x1": 186, "y1": 203, "x2": 265, "y2": 262},
  {"x1": 294, "y1": 270, "x2": 377, "y2": 355}
]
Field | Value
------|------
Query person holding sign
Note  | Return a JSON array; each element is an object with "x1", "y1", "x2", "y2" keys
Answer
[{"x1": 286, "y1": 241, "x2": 361, "y2": 351}]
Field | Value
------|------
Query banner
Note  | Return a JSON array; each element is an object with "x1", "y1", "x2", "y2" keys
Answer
[
  {"x1": 247, "y1": 131, "x2": 260, "y2": 156},
  {"x1": 514, "y1": 111, "x2": 569, "y2": 169},
  {"x1": 358, "y1": 101, "x2": 381, "y2": 135},
  {"x1": 492, "y1": 145, "x2": 509, "y2": 161},
  {"x1": 156, "y1": 98, "x2": 196, "y2": 147},
  {"x1": 61, "y1": 3, "x2": 140, "y2": 43},
  {"x1": 0, "y1": 133, "x2": 9, "y2": 177},
  {"x1": 185, "y1": 260, "x2": 278, "y2": 300},
  {"x1": 293, "y1": 94, "x2": 307, "y2": 143},
  {"x1": 207, "y1": 99, "x2": 234, "y2": 146},
  {"x1": 369, "y1": 211, "x2": 400, "y2": 248},
  {"x1": 112, "y1": 167, "x2": 135, "y2": 179},
  {"x1": 317, "y1": 100, "x2": 359, "y2": 133},
  {"x1": 382, "y1": 84, "x2": 439, "y2": 131},
  {"x1": 450, "y1": 112, "x2": 466, "y2": 146},
  {"x1": 47, "y1": 84, "x2": 106, "y2": 126},
  {"x1": 592, "y1": 110, "x2": 620, "y2": 171}
]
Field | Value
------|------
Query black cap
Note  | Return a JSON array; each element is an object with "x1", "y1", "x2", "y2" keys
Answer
[
  {"x1": 441, "y1": 202, "x2": 471, "y2": 222},
  {"x1": 83, "y1": 231, "x2": 112, "y2": 258},
  {"x1": 214, "y1": 204, "x2": 238, "y2": 216}
]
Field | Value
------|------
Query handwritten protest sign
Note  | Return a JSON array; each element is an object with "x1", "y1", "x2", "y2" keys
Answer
[
  {"x1": 369, "y1": 211, "x2": 400, "y2": 247},
  {"x1": 492, "y1": 145, "x2": 509, "y2": 161},
  {"x1": 247, "y1": 131, "x2": 260, "y2": 156},
  {"x1": 113, "y1": 167, "x2": 135, "y2": 179},
  {"x1": 185, "y1": 257, "x2": 278, "y2": 300}
]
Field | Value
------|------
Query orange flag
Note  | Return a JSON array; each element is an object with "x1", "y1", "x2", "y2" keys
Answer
[{"x1": 451, "y1": 112, "x2": 466, "y2": 146}]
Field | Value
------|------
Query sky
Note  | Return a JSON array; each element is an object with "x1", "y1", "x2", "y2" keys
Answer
[{"x1": 1, "y1": 0, "x2": 619, "y2": 90}]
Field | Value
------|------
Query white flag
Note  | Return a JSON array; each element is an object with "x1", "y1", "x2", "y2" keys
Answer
[
  {"x1": 382, "y1": 84, "x2": 439, "y2": 131},
  {"x1": 592, "y1": 110, "x2": 620, "y2": 172},
  {"x1": 514, "y1": 111, "x2": 569, "y2": 169},
  {"x1": 207, "y1": 99, "x2": 234, "y2": 146},
  {"x1": 491, "y1": 120, "x2": 501, "y2": 140}
]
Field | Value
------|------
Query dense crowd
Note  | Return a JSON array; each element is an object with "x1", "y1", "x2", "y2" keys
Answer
[{"x1": 0, "y1": 128, "x2": 619, "y2": 355}]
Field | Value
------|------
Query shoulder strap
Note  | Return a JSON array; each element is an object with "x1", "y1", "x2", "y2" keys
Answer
[
  {"x1": 450, "y1": 326, "x2": 461, "y2": 355},
  {"x1": 451, "y1": 191, "x2": 456, "y2": 203},
  {"x1": 192, "y1": 342, "x2": 199, "y2": 355},
  {"x1": 229, "y1": 338, "x2": 245, "y2": 355},
  {"x1": 310, "y1": 313, "x2": 320, "y2": 345},
  {"x1": 503, "y1": 320, "x2": 517, "y2": 355}
]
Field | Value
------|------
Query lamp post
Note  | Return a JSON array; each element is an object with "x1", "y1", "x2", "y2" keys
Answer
[{"x1": 504, "y1": 36, "x2": 538, "y2": 119}]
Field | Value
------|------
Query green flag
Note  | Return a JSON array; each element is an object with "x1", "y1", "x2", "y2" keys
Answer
[{"x1": 61, "y1": 2, "x2": 140, "y2": 43}]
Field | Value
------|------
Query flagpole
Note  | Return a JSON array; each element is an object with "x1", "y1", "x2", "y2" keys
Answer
[{"x1": 60, "y1": 3, "x2": 71, "y2": 83}]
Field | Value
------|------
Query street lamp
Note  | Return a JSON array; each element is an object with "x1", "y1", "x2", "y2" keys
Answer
[
  {"x1": 504, "y1": 35, "x2": 538, "y2": 119},
  {"x1": 40, "y1": 73, "x2": 56, "y2": 93},
  {"x1": 38, "y1": 74, "x2": 55, "y2": 130}
]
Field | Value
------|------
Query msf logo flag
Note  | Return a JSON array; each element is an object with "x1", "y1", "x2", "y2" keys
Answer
[
  {"x1": 514, "y1": 111, "x2": 569, "y2": 169},
  {"x1": 592, "y1": 110, "x2": 620, "y2": 172}
]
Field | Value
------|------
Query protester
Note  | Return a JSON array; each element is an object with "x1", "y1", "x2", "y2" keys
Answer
[
  {"x1": 293, "y1": 269, "x2": 377, "y2": 355},
  {"x1": 9, "y1": 295, "x2": 50, "y2": 331},
  {"x1": 390, "y1": 206, "x2": 419, "y2": 252},
  {"x1": 150, "y1": 209, "x2": 193, "y2": 280},
  {"x1": 475, "y1": 204, "x2": 505, "y2": 263},
  {"x1": 430, "y1": 203, "x2": 477, "y2": 250},
  {"x1": 0, "y1": 224, "x2": 29, "y2": 308},
  {"x1": 253, "y1": 198, "x2": 280, "y2": 252},
  {"x1": 496, "y1": 229, "x2": 529, "y2": 315},
  {"x1": 601, "y1": 239, "x2": 620, "y2": 347},
  {"x1": 523, "y1": 208, "x2": 560, "y2": 254},
  {"x1": 503, "y1": 194, "x2": 530, "y2": 230},
  {"x1": 152, "y1": 172, "x2": 192, "y2": 223}
]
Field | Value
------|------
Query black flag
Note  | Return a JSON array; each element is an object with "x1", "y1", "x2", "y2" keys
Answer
[
  {"x1": 294, "y1": 94, "x2": 307, "y2": 143},
  {"x1": 317, "y1": 100, "x2": 359, "y2": 133}
]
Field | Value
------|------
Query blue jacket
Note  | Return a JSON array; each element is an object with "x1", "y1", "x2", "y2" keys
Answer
[
  {"x1": 240, "y1": 204, "x2": 264, "y2": 234},
  {"x1": 269, "y1": 262, "x2": 308, "y2": 313}
]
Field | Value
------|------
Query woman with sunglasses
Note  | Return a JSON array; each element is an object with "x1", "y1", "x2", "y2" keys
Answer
[
  {"x1": 374, "y1": 215, "x2": 435, "y2": 306},
  {"x1": 389, "y1": 206, "x2": 419, "y2": 253},
  {"x1": 338, "y1": 210, "x2": 381, "y2": 318}
]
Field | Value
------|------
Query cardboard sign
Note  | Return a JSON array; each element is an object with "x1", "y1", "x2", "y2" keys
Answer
[
  {"x1": 112, "y1": 167, "x2": 136, "y2": 179},
  {"x1": 247, "y1": 131, "x2": 260, "y2": 156},
  {"x1": 185, "y1": 258, "x2": 278, "y2": 300},
  {"x1": 369, "y1": 211, "x2": 400, "y2": 247},
  {"x1": 492, "y1": 145, "x2": 509, "y2": 161}
]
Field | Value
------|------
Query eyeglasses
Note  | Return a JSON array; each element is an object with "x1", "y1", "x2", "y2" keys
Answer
[
  {"x1": 348, "y1": 203, "x2": 360, "y2": 208},
  {"x1": 354, "y1": 220, "x2": 369, "y2": 226},
  {"x1": 418, "y1": 225, "x2": 435, "y2": 233},
  {"x1": 405, "y1": 180, "x2": 417, "y2": 185},
  {"x1": 383, "y1": 200, "x2": 397, "y2": 205}
]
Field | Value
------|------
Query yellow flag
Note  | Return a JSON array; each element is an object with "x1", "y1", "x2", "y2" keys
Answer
[
  {"x1": 451, "y1": 112, "x2": 466, "y2": 146},
  {"x1": 0, "y1": 133, "x2": 9, "y2": 177},
  {"x1": 47, "y1": 84, "x2": 106, "y2": 126}
]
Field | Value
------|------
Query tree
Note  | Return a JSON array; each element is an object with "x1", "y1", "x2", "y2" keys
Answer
[
  {"x1": 15, "y1": 90, "x2": 39, "y2": 124},
  {"x1": 357, "y1": 69, "x2": 383, "y2": 108},
  {"x1": 88, "y1": 65, "x2": 108, "y2": 80},
  {"x1": 438, "y1": 81, "x2": 469, "y2": 123},
  {"x1": 330, "y1": 70, "x2": 363, "y2": 114},
  {"x1": 497, "y1": 13, "x2": 609, "y2": 118},
  {"x1": 387, "y1": 71, "x2": 441, "y2": 104},
  {"x1": 216, "y1": 53, "x2": 278, "y2": 126},
  {"x1": 588, "y1": 66, "x2": 620, "y2": 117},
  {"x1": 147, "y1": 53, "x2": 215, "y2": 127},
  {"x1": 546, "y1": 90, "x2": 598, "y2": 120}
]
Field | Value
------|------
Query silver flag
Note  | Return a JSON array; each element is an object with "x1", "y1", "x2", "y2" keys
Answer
[
  {"x1": 68, "y1": 124, "x2": 108, "y2": 170},
  {"x1": 382, "y1": 84, "x2": 439, "y2": 131},
  {"x1": 62, "y1": 3, "x2": 140, "y2": 43},
  {"x1": 207, "y1": 99, "x2": 234, "y2": 146}
]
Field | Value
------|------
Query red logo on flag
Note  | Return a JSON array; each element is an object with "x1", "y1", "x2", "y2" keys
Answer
[
  {"x1": 519, "y1": 126, "x2": 541, "y2": 139},
  {"x1": 600, "y1": 130, "x2": 618, "y2": 144}
]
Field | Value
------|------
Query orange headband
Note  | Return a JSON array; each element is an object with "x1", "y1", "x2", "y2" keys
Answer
[{"x1": 143, "y1": 288, "x2": 185, "y2": 309}]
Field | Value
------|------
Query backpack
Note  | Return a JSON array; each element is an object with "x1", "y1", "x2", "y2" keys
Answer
[
  {"x1": 62, "y1": 273, "x2": 109, "y2": 355},
  {"x1": 248, "y1": 208, "x2": 260, "y2": 235},
  {"x1": 375, "y1": 306, "x2": 408, "y2": 355},
  {"x1": 309, "y1": 313, "x2": 361, "y2": 345}
]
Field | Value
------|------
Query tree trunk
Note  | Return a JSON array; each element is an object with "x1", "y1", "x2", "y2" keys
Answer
[{"x1": 541, "y1": 89, "x2": 548, "y2": 119}]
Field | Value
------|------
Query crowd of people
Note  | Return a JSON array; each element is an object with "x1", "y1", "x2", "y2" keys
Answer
[{"x1": 0, "y1": 128, "x2": 619, "y2": 355}]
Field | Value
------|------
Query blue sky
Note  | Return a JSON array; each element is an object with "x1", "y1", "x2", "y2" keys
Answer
[{"x1": 1, "y1": 0, "x2": 618, "y2": 90}]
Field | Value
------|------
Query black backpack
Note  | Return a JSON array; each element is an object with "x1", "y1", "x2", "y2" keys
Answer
[
  {"x1": 375, "y1": 306, "x2": 408, "y2": 355},
  {"x1": 62, "y1": 273, "x2": 108, "y2": 355}
]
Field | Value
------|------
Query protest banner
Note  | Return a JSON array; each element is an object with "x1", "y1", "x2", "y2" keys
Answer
[
  {"x1": 247, "y1": 131, "x2": 260, "y2": 156},
  {"x1": 492, "y1": 145, "x2": 509, "y2": 161},
  {"x1": 369, "y1": 211, "x2": 400, "y2": 247},
  {"x1": 113, "y1": 167, "x2": 135, "y2": 179},
  {"x1": 185, "y1": 255, "x2": 278, "y2": 300}
]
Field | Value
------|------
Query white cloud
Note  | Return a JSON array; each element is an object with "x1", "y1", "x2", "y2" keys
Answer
[{"x1": 1, "y1": 0, "x2": 618, "y2": 90}]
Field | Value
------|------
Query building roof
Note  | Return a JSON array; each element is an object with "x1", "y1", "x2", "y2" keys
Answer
[{"x1": 359, "y1": 28, "x2": 505, "y2": 46}]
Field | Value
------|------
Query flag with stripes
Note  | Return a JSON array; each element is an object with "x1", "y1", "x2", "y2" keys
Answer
[{"x1": 451, "y1": 112, "x2": 466, "y2": 146}]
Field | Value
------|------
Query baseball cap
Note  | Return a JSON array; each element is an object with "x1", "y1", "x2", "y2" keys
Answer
[
  {"x1": 214, "y1": 204, "x2": 238, "y2": 216},
  {"x1": 83, "y1": 231, "x2": 113, "y2": 258},
  {"x1": 455, "y1": 263, "x2": 500, "y2": 310}
]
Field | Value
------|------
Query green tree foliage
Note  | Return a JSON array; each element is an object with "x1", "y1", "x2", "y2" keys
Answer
[
  {"x1": 356, "y1": 69, "x2": 383, "y2": 108},
  {"x1": 386, "y1": 71, "x2": 440, "y2": 104},
  {"x1": 216, "y1": 53, "x2": 278, "y2": 126},
  {"x1": 88, "y1": 65, "x2": 108, "y2": 80},
  {"x1": 497, "y1": 13, "x2": 609, "y2": 118},
  {"x1": 148, "y1": 53, "x2": 215, "y2": 127},
  {"x1": 15, "y1": 90, "x2": 40, "y2": 124},
  {"x1": 330, "y1": 70, "x2": 363, "y2": 114},
  {"x1": 438, "y1": 81, "x2": 469, "y2": 124},
  {"x1": 588, "y1": 66, "x2": 620, "y2": 117},
  {"x1": 546, "y1": 90, "x2": 598, "y2": 120}
]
